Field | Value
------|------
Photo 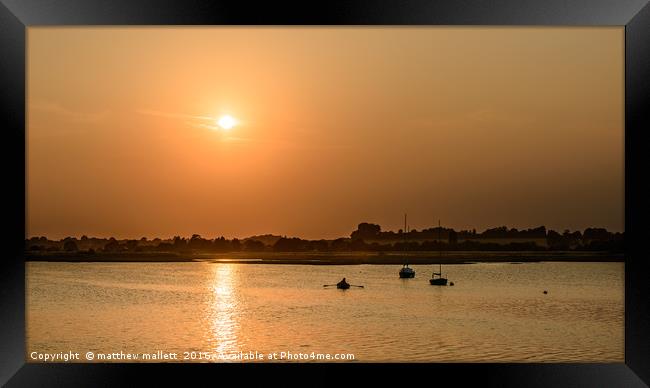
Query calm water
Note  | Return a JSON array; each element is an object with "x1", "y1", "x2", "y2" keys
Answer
[{"x1": 27, "y1": 261, "x2": 623, "y2": 362}]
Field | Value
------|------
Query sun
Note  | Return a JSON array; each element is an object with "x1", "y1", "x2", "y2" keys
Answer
[{"x1": 217, "y1": 115, "x2": 237, "y2": 130}]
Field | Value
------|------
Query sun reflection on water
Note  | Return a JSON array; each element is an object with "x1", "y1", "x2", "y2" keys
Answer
[{"x1": 207, "y1": 264, "x2": 240, "y2": 358}]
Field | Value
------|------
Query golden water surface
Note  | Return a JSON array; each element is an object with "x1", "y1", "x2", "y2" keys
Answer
[{"x1": 26, "y1": 261, "x2": 623, "y2": 362}]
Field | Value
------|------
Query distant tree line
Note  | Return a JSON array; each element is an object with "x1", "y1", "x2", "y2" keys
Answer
[
  {"x1": 25, "y1": 223, "x2": 624, "y2": 254},
  {"x1": 351, "y1": 222, "x2": 549, "y2": 241}
]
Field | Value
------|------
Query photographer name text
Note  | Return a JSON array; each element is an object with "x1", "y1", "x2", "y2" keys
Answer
[{"x1": 29, "y1": 350, "x2": 355, "y2": 362}]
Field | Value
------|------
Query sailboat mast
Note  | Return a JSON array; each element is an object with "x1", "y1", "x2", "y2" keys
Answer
[
  {"x1": 439, "y1": 219, "x2": 442, "y2": 275},
  {"x1": 404, "y1": 213, "x2": 407, "y2": 261}
]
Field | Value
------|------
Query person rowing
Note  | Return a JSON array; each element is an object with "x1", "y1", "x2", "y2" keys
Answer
[{"x1": 323, "y1": 278, "x2": 363, "y2": 289}]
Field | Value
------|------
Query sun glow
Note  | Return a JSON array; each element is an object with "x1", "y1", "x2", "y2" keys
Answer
[{"x1": 217, "y1": 115, "x2": 237, "y2": 130}]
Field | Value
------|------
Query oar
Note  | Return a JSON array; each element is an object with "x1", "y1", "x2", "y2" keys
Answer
[
  {"x1": 323, "y1": 284, "x2": 337, "y2": 287},
  {"x1": 350, "y1": 285, "x2": 364, "y2": 288}
]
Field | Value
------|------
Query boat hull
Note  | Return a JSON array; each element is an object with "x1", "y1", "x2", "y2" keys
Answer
[
  {"x1": 337, "y1": 284, "x2": 350, "y2": 289},
  {"x1": 399, "y1": 271, "x2": 415, "y2": 278},
  {"x1": 429, "y1": 278, "x2": 448, "y2": 286}
]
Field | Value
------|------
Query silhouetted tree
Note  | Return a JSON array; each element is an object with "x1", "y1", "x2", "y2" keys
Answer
[
  {"x1": 310, "y1": 240, "x2": 330, "y2": 252},
  {"x1": 157, "y1": 242, "x2": 173, "y2": 251},
  {"x1": 547, "y1": 230, "x2": 570, "y2": 250},
  {"x1": 448, "y1": 230, "x2": 458, "y2": 244},
  {"x1": 189, "y1": 234, "x2": 212, "y2": 250},
  {"x1": 483, "y1": 226, "x2": 509, "y2": 237},
  {"x1": 331, "y1": 238, "x2": 351, "y2": 251},
  {"x1": 273, "y1": 237, "x2": 309, "y2": 252},
  {"x1": 583, "y1": 228, "x2": 610, "y2": 241},
  {"x1": 351, "y1": 223, "x2": 381, "y2": 240},
  {"x1": 350, "y1": 238, "x2": 368, "y2": 251},
  {"x1": 63, "y1": 240, "x2": 78, "y2": 252},
  {"x1": 173, "y1": 236, "x2": 187, "y2": 251},
  {"x1": 103, "y1": 239, "x2": 120, "y2": 252},
  {"x1": 244, "y1": 239, "x2": 266, "y2": 251},
  {"x1": 213, "y1": 237, "x2": 230, "y2": 251},
  {"x1": 125, "y1": 240, "x2": 138, "y2": 251},
  {"x1": 231, "y1": 238, "x2": 242, "y2": 251}
]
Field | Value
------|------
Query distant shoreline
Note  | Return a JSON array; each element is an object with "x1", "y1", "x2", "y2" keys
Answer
[{"x1": 25, "y1": 251, "x2": 624, "y2": 264}]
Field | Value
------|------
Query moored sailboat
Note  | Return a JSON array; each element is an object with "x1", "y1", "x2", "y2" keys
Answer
[
  {"x1": 429, "y1": 262, "x2": 448, "y2": 285},
  {"x1": 399, "y1": 264, "x2": 415, "y2": 278},
  {"x1": 430, "y1": 219, "x2": 449, "y2": 286},
  {"x1": 399, "y1": 213, "x2": 416, "y2": 278}
]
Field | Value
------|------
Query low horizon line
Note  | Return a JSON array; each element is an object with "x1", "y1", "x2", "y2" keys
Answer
[{"x1": 26, "y1": 223, "x2": 625, "y2": 241}]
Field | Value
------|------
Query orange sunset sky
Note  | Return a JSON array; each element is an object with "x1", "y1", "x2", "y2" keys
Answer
[{"x1": 27, "y1": 27, "x2": 624, "y2": 240}]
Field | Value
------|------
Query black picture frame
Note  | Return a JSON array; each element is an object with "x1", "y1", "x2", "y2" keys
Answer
[{"x1": 1, "y1": 0, "x2": 649, "y2": 386}]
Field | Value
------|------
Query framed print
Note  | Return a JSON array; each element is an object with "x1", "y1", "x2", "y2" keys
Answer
[{"x1": 1, "y1": 0, "x2": 649, "y2": 386}]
